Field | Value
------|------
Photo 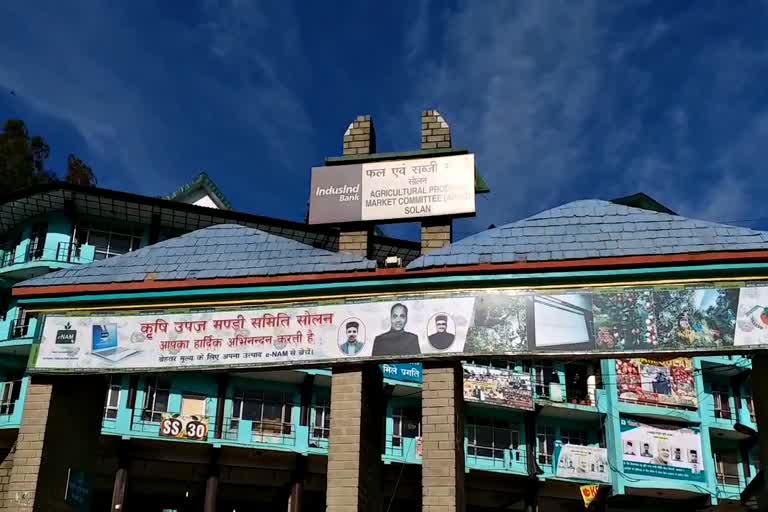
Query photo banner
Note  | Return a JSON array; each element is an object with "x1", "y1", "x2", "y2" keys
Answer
[
  {"x1": 30, "y1": 280, "x2": 768, "y2": 372},
  {"x1": 463, "y1": 363, "x2": 534, "y2": 411},
  {"x1": 553, "y1": 444, "x2": 610, "y2": 483},
  {"x1": 616, "y1": 358, "x2": 697, "y2": 408},
  {"x1": 620, "y1": 417, "x2": 705, "y2": 482}
]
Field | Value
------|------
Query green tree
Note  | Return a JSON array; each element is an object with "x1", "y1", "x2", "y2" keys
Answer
[
  {"x1": 65, "y1": 154, "x2": 97, "y2": 186},
  {"x1": 0, "y1": 119, "x2": 55, "y2": 193}
]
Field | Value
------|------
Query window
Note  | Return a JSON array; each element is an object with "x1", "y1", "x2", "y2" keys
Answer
[
  {"x1": 73, "y1": 224, "x2": 143, "y2": 260},
  {"x1": 532, "y1": 363, "x2": 556, "y2": 399},
  {"x1": 712, "y1": 384, "x2": 732, "y2": 420},
  {"x1": 231, "y1": 390, "x2": 293, "y2": 438},
  {"x1": 104, "y1": 378, "x2": 121, "y2": 419},
  {"x1": 392, "y1": 407, "x2": 421, "y2": 449},
  {"x1": 714, "y1": 449, "x2": 741, "y2": 486},
  {"x1": 182, "y1": 394, "x2": 206, "y2": 417},
  {"x1": 745, "y1": 391, "x2": 756, "y2": 423},
  {"x1": 27, "y1": 223, "x2": 47, "y2": 261},
  {"x1": 0, "y1": 380, "x2": 21, "y2": 416},
  {"x1": 11, "y1": 309, "x2": 34, "y2": 338},
  {"x1": 312, "y1": 397, "x2": 331, "y2": 440},
  {"x1": 141, "y1": 378, "x2": 171, "y2": 422},
  {"x1": 537, "y1": 425, "x2": 555, "y2": 465},
  {"x1": 561, "y1": 429, "x2": 588, "y2": 446},
  {"x1": 467, "y1": 416, "x2": 520, "y2": 460},
  {"x1": 0, "y1": 234, "x2": 19, "y2": 267}
]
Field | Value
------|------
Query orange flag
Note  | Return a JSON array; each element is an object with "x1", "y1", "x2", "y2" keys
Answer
[{"x1": 580, "y1": 485, "x2": 601, "y2": 509}]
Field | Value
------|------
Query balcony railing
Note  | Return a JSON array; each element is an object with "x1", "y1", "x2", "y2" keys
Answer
[
  {"x1": 9, "y1": 319, "x2": 32, "y2": 339},
  {"x1": 0, "y1": 242, "x2": 88, "y2": 268}
]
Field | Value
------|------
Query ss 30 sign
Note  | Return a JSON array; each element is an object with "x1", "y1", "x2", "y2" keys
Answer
[{"x1": 160, "y1": 414, "x2": 209, "y2": 441}]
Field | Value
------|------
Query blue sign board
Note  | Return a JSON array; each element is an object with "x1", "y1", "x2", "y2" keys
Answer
[{"x1": 381, "y1": 363, "x2": 422, "y2": 383}]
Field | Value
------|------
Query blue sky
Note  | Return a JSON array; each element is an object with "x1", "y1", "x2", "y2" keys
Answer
[{"x1": 3, "y1": 0, "x2": 768, "y2": 241}]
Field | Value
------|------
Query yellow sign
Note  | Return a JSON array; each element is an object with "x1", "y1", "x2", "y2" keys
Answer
[{"x1": 579, "y1": 485, "x2": 600, "y2": 509}]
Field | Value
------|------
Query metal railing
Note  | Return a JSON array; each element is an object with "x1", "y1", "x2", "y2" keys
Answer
[
  {"x1": 0, "y1": 242, "x2": 83, "y2": 268},
  {"x1": 9, "y1": 319, "x2": 32, "y2": 339}
]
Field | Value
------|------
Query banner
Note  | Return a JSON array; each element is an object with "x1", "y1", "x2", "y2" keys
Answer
[
  {"x1": 308, "y1": 154, "x2": 476, "y2": 224},
  {"x1": 620, "y1": 417, "x2": 705, "y2": 482},
  {"x1": 616, "y1": 358, "x2": 697, "y2": 408},
  {"x1": 462, "y1": 363, "x2": 533, "y2": 410},
  {"x1": 554, "y1": 444, "x2": 610, "y2": 483},
  {"x1": 579, "y1": 485, "x2": 601, "y2": 509},
  {"x1": 381, "y1": 363, "x2": 423, "y2": 383},
  {"x1": 160, "y1": 414, "x2": 209, "y2": 441},
  {"x1": 30, "y1": 281, "x2": 767, "y2": 372}
]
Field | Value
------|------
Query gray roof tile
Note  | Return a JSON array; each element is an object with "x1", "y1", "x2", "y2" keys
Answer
[
  {"x1": 407, "y1": 199, "x2": 768, "y2": 270},
  {"x1": 17, "y1": 224, "x2": 376, "y2": 287}
]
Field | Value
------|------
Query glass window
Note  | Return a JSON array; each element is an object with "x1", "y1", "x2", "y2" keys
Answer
[
  {"x1": 104, "y1": 377, "x2": 121, "y2": 419},
  {"x1": 714, "y1": 449, "x2": 741, "y2": 486},
  {"x1": 392, "y1": 407, "x2": 421, "y2": 448},
  {"x1": 467, "y1": 416, "x2": 519, "y2": 460},
  {"x1": 141, "y1": 378, "x2": 171, "y2": 422},
  {"x1": 181, "y1": 395, "x2": 206, "y2": 417},
  {"x1": 73, "y1": 224, "x2": 143, "y2": 260},
  {"x1": 561, "y1": 429, "x2": 588, "y2": 446},
  {"x1": 230, "y1": 390, "x2": 293, "y2": 438},
  {"x1": 312, "y1": 397, "x2": 331, "y2": 440},
  {"x1": 12, "y1": 309, "x2": 34, "y2": 338},
  {"x1": 532, "y1": 363, "x2": 553, "y2": 399},
  {"x1": 0, "y1": 380, "x2": 21, "y2": 416},
  {"x1": 712, "y1": 384, "x2": 732, "y2": 420},
  {"x1": 537, "y1": 424, "x2": 555, "y2": 465}
]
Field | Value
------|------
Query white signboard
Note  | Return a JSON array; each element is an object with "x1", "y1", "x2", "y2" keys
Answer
[
  {"x1": 308, "y1": 154, "x2": 476, "y2": 224},
  {"x1": 554, "y1": 444, "x2": 610, "y2": 483},
  {"x1": 34, "y1": 298, "x2": 476, "y2": 372}
]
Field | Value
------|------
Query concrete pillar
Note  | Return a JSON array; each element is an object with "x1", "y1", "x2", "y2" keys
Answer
[
  {"x1": 751, "y1": 354, "x2": 768, "y2": 508},
  {"x1": 420, "y1": 110, "x2": 453, "y2": 255},
  {"x1": 287, "y1": 456, "x2": 306, "y2": 512},
  {"x1": 204, "y1": 449, "x2": 220, "y2": 512},
  {"x1": 6, "y1": 376, "x2": 106, "y2": 512},
  {"x1": 110, "y1": 441, "x2": 130, "y2": 511},
  {"x1": 421, "y1": 362, "x2": 465, "y2": 512},
  {"x1": 326, "y1": 365, "x2": 383, "y2": 512}
]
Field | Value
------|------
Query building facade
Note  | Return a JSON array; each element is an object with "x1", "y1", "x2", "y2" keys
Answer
[{"x1": 0, "y1": 112, "x2": 765, "y2": 512}]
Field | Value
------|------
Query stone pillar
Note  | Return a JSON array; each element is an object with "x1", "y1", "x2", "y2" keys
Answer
[
  {"x1": 6, "y1": 376, "x2": 105, "y2": 512},
  {"x1": 420, "y1": 110, "x2": 453, "y2": 255},
  {"x1": 421, "y1": 362, "x2": 465, "y2": 512},
  {"x1": 339, "y1": 229, "x2": 372, "y2": 258},
  {"x1": 751, "y1": 354, "x2": 768, "y2": 508},
  {"x1": 326, "y1": 365, "x2": 383, "y2": 512}
]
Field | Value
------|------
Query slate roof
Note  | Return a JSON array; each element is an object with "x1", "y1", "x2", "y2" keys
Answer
[
  {"x1": 17, "y1": 224, "x2": 376, "y2": 287},
  {"x1": 407, "y1": 199, "x2": 768, "y2": 270}
]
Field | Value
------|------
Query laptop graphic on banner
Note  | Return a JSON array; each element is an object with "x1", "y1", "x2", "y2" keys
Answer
[{"x1": 91, "y1": 324, "x2": 138, "y2": 362}]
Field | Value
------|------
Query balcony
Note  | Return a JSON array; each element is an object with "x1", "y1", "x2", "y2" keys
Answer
[{"x1": 0, "y1": 241, "x2": 94, "y2": 280}]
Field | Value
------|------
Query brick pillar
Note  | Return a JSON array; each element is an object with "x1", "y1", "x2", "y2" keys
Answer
[
  {"x1": 6, "y1": 376, "x2": 106, "y2": 512},
  {"x1": 326, "y1": 365, "x2": 383, "y2": 512},
  {"x1": 420, "y1": 110, "x2": 453, "y2": 255},
  {"x1": 421, "y1": 362, "x2": 465, "y2": 512},
  {"x1": 339, "y1": 114, "x2": 376, "y2": 259},
  {"x1": 343, "y1": 115, "x2": 376, "y2": 156},
  {"x1": 0, "y1": 445, "x2": 16, "y2": 509}
]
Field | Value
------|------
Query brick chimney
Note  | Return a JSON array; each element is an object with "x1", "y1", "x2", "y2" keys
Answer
[
  {"x1": 338, "y1": 115, "x2": 375, "y2": 257},
  {"x1": 420, "y1": 109, "x2": 453, "y2": 254}
]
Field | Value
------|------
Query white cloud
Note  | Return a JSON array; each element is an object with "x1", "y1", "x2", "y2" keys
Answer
[{"x1": 391, "y1": 0, "x2": 768, "y2": 234}]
